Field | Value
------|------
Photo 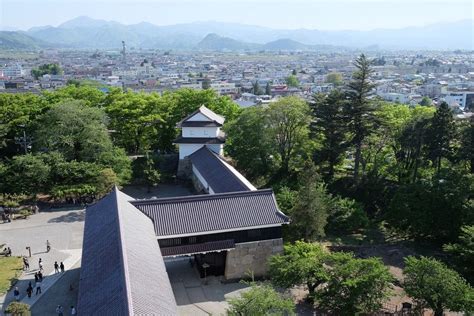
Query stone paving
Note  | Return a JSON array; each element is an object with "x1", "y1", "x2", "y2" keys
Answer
[
  {"x1": 165, "y1": 258, "x2": 249, "y2": 316},
  {"x1": 0, "y1": 208, "x2": 84, "y2": 314}
]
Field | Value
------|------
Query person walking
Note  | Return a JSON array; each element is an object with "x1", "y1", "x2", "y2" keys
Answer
[
  {"x1": 38, "y1": 270, "x2": 43, "y2": 281},
  {"x1": 38, "y1": 258, "x2": 43, "y2": 272},
  {"x1": 46, "y1": 240, "x2": 51, "y2": 252},
  {"x1": 60, "y1": 262, "x2": 65, "y2": 272},
  {"x1": 56, "y1": 305, "x2": 64, "y2": 316},
  {"x1": 13, "y1": 287, "x2": 20, "y2": 301},
  {"x1": 54, "y1": 261, "x2": 59, "y2": 273},
  {"x1": 34, "y1": 272, "x2": 39, "y2": 283},
  {"x1": 26, "y1": 282, "x2": 33, "y2": 298},
  {"x1": 23, "y1": 257, "x2": 29, "y2": 271},
  {"x1": 35, "y1": 280, "x2": 42, "y2": 295},
  {"x1": 70, "y1": 306, "x2": 76, "y2": 316}
]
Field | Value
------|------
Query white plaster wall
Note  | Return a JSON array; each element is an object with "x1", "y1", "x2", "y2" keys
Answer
[
  {"x1": 187, "y1": 113, "x2": 211, "y2": 121},
  {"x1": 182, "y1": 127, "x2": 220, "y2": 138},
  {"x1": 179, "y1": 144, "x2": 204, "y2": 159},
  {"x1": 192, "y1": 165, "x2": 209, "y2": 192}
]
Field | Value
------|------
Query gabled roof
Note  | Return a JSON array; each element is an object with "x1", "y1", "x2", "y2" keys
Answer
[
  {"x1": 189, "y1": 146, "x2": 256, "y2": 193},
  {"x1": 132, "y1": 189, "x2": 290, "y2": 238},
  {"x1": 78, "y1": 187, "x2": 177, "y2": 316},
  {"x1": 176, "y1": 105, "x2": 225, "y2": 127}
]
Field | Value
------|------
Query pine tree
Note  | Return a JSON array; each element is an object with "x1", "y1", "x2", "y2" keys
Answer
[
  {"x1": 346, "y1": 54, "x2": 376, "y2": 183},
  {"x1": 252, "y1": 80, "x2": 261, "y2": 95},
  {"x1": 265, "y1": 82, "x2": 271, "y2": 95},
  {"x1": 310, "y1": 90, "x2": 348, "y2": 181},
  {"x1": 426, "y1": 102, "x2": 455, "y2": 173}
]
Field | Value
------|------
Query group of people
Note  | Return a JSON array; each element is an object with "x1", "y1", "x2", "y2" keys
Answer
[
  {"x1": 56, "y1": 305, "x2": 77, "y2": 316},
  {"x1": 2, "y1": 246, "x2": 12, "y2": 256},
  {"x1": 54, "y1": 261, "x2": 65, "y2": 273},
  {"x1": 15, "y1": 256, "x2": 67, "y2": 301}
]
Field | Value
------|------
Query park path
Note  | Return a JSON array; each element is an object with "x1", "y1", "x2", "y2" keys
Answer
[{"x1": 0, "y1": 248, "x2": 81, "y2": 314}]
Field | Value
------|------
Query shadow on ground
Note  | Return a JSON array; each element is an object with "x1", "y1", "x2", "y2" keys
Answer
[
  {"x1": 30, "y1": 267, "x2": 80, "y2": 315},
  {"x1": 47, "y1": 211, "x2": 85, "y2": 224},
  {"x1": 122, "y1": 183, "x2": 193, "y2": 200}
]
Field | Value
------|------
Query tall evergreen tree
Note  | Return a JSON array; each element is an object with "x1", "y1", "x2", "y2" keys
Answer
[
  {"x1": 310, "y1": 90, "x2": 348, "y2": 181},
  {"x1": 265, "y1": 82, "x2": 272, "y2": 95},
  {"x1": 458, "y1": 116, "x2": 474, "y2": 173},
  {"x1": 346, "y1": 54, "x2": 376, "y2": 183},
  {"x1": 252, "y1": 80, "x2": 262, "y2": 95},
  {"x1": 426, "y1": 102, "x2": 455, "y2": 173}
]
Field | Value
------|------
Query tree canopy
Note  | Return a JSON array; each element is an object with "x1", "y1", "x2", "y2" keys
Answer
[{"x1": 403, "y1": 256, "x2": 474, "y2": 316}]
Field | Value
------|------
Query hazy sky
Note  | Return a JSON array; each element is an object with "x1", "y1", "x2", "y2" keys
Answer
[{"x1": 1, "y1": 0, "x2": 472, "y2": 31}]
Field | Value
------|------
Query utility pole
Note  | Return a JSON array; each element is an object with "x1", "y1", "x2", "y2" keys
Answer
[{"x1": 14, "y1": 125, "x2": 32, "y2": 154}]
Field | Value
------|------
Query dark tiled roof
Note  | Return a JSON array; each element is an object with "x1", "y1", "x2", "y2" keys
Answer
[
  {"x1": 78, "y1": 188, "x2": 177, "y2": 316},
  {"x1": 161, "y1": 240, "x2": 235, "y2": 257},
  {"x1": 132, "y1": 189, "x2": 290, "y2": 238},
  {"x1": 173, "y1": 136, "x2": 225, "y2": 144},
  {"x1": 180, "y1": 121, "x2": 222, "y2": 127},
  {"x1": 189, "y1": 146, "x2": 253, "y2": 193}
]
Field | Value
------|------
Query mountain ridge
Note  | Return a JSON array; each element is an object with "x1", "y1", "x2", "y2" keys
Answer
[{"x1": 3, "y1": 17, "x2": 472, "y2": 50}]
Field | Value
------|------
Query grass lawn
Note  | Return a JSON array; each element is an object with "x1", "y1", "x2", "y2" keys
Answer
[{"x1": 0, "y1": 256, "x2": 23, "y2": 295}]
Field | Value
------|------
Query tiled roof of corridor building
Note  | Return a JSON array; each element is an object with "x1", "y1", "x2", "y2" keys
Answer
[
  {"x1": 77, "y1": 187, "x2": 177, "y2": 316},
  {"x1": 132, "y1": 189, "x2": 290, "y2": 238}
]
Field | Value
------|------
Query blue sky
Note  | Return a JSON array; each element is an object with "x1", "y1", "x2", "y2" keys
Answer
[{"x1": 1, "y1": 0, "x2": 472, "y2": 30}]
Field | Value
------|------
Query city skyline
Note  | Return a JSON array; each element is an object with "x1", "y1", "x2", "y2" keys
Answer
[{"x1": 1, "y1": 0, "x2": 472, "y2": 31}]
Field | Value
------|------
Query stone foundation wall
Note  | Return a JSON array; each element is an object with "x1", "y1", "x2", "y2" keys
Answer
[
  {"x1": 177, "y1": 157, "x2": 192, "y2": 179},
  {"x1": 190, "y1": 171, "x2": 207, "y2": 194},
  {"x1": 224, "y1": 238, "x2": 284, "y2": 280}
]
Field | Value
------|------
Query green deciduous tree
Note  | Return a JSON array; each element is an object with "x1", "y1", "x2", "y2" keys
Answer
[
  {"x1": 419, "y1": 96, "x2": 433, "y2": 106},
  {"x1": 325, "y1": 72, "x2": 343, "y2": 86},
  {"x1": 285, "y1": 75, "x2": 299, "y2": 87},
  {"x1": 225, "y1": 106, "x2": 273, "y2": 181},
  {"x1": 143, "y1": 154, "x2": 161, "y2": 193},
  {"x1": 31, "y1": 63, "x2": 63, "y2": 79},
  {"x1": 227, "y1": 283, "x2": 295, "y2": 316},
  {"x1": 386, "y1": 171, "x2": 473, "y2": 243},
  {"x1": 5, "y1": 301, "x2": 30, "y2": 316},
  {"x1": 34, "y1": 100, "x2": 113, "y2": 161},
  {"x1": 4, "y1": 154, "x2": 51, "y2": 195},
  {"x1": 326, "y1": 196, "x2": 369, "y2": 234},
  {"x1": 403, "y1": 256, "x2": 474, "y2": 316},
  {"x1": 316, "y1": 255, "x2": 393, "y2": 315},
  {"x1": 269, "y1": 241, "x2": 329, "y2": 298},
  {"x1": 267, "y1": 96, "x2": 312, "y2": 178}
]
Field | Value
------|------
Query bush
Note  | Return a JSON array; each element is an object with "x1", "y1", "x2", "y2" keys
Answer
[
  {"x1": 5, "y1": 301, "x2": 30, "y2": 315},
  {"x1": 227, "y1": 283, "x2": 295, "y2": 316},
  {"x1": 327, "y1": 197, "x2": 369, "y2": 234}
]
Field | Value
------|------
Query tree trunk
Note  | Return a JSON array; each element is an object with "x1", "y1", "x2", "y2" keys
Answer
[
  {"x1": 434, "y1": 307, "x2": 444, "y2": 316},
  {"x1": 354, "y1": 144, "x2": 361, "y2": 183}
]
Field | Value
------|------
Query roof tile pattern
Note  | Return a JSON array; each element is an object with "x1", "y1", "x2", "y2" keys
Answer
[
  {"x1": 189, "y1": 146, "x2": 253, "y2": 193},
  {"x1": 78, "y1": 188, "x2": 178, "y2": 316},
  {"x1": 132, "y1": 189, "x2": 289, "y2": 238}
]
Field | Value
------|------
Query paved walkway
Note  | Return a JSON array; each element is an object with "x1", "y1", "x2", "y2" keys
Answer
[
  {"x1": 165, "y1": 258, "x2": 249, "y2": 316},
  {"x1": 0, "y1": 208, "x2": 84, "y2": 314}
]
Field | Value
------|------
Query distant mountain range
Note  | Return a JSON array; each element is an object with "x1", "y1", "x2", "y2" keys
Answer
[{"x1": 1, "y1": 16, "x2": 472, "y2": 50}]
